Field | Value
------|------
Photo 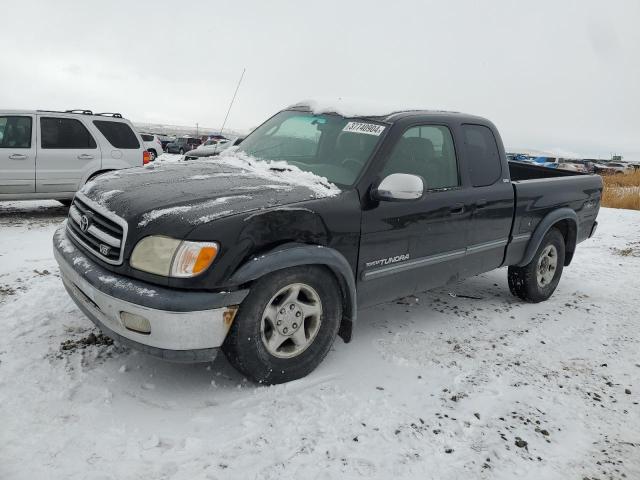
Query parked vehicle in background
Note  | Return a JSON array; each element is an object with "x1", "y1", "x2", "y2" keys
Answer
[
  {"x1": 557, "y1": 161, "x2": 588, "y2": 173},
  {"x1": 53, "y1": 102, "x2": 602, "y2": 384},
  {"x1": 0, "y1": 110, "x2": 149, "y2": 204},
  {"x1": 184, "y1": 137, "x2": 235, "y2": 159},
  {"x1": 165, "y1": 136, "x2": 201, "y2": 154},
  {"x1": 593, "y1": 162, "x2": 634, "y2": 175},
  {"x1": 155, "y1": 134, "x2": 175, "y2": 152},
  {"x1": 140, "y1": 133, "x2": 164, "y2": 160}
]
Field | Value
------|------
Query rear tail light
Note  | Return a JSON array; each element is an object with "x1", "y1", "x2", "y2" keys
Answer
[{"x1": 143, "y1": 151, "x2": 151, "y2": 165}]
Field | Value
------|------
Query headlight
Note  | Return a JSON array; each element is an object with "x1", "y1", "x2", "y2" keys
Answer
[{"x1": 130, "y1": 236, "x2": 219, "y2": 278}]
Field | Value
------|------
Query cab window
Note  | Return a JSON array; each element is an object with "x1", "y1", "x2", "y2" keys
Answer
[
  {"x1": 462, "y1": 124, "x2": 502, "y2": 187},
  {"x1": 383, "y1": 125, "x2": 459, "y2": 190}
]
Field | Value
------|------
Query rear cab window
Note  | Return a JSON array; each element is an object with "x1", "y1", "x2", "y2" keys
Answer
[
  {"x1": 0, "y1": 116, "x2": 33, "y2": 148},
  {"x1": 40, "y1": 117, "x2": 97, "y2": 149},
  {"x1": 461, "y1": 124, "x2": 502, "y2": 187},
  {"x1": 93, "y1": 120, "x2": 140, "y2": 149}
]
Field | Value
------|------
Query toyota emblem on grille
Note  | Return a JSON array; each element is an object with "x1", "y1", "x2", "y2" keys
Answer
[{"x1": 80, "y1": 215, "x2": 90, "y2": 232}]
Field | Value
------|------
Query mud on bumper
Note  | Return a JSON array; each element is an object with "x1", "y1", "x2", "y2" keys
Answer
[{"x1": 53, "y1": 223, "x2": 249, "y2": 362}]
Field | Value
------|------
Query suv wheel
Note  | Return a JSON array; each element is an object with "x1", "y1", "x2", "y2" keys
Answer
[
  {"x1": 222, "y1": 266, "x2": 342, "y2": 384},
  {"x1": 508, "y1": 228, "x2": 565, "y2": 303},
  {"x1": 179, "y1": 148, "x2": 184, "y2": 155},
  {"x1": 148, "y1": 149, "x2": 157, "y2": 161}
]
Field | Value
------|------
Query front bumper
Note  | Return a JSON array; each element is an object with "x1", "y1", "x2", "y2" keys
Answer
[{"x1": 53, "y1": 223, "x2": 249, "y2": 362}]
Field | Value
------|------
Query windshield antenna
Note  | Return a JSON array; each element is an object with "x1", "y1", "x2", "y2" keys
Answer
[{"x1": 219, "y1": 68, "x2": 246, "y2": 136}]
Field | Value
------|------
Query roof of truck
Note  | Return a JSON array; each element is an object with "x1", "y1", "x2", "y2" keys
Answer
[{"x1": 288, "y1": 99, "x2": 487, "y2": 124}]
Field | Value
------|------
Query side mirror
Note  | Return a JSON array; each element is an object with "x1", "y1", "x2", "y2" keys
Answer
[{"x1": 372, "y1": 173, "x2": 424, "y2": 201}]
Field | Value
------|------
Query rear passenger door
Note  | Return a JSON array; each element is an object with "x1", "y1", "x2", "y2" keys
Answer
[
  {"x1": 0, "y1": 115, "x2": 36, "y2": 194},
  {"x1": 36, "y1": 116, "x2": 100, "y2": 193},
  {"x1": 460, "y1": 124, "x2": 514, "y2": 276}
]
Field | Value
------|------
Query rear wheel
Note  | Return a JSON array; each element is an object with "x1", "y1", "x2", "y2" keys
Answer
[
  {"x1": 179, "y1": 148, "x2": 185, "y2": 155},
  {"x1": 222, "y1": 266, "x2": 342, "y2": 384},
  {"x1": 508, "y1": 228, "x2": 565, "y2": 303},
  {"x1": 148, "y1": 149, "x2": 157, "y2": 161}
]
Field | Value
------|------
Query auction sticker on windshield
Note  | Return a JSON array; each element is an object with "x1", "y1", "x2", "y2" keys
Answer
[{"x1": 342, "y1": 122, "x2": 385, "y2": 136}]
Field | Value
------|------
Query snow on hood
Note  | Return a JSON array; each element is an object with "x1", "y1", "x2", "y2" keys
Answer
[
  {"x1": 82, "y1": 150, "x2": 339, "y2": 200},
  {"x1": 215, "y1": 149, "x2": 340, "y2": 198},
  {"x1": 75, "y1": 151, "x2": 341, "y2": 230}
]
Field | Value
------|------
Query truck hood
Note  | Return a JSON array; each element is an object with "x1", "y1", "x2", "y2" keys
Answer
[{"x1": 78, "y1": 155, "x2": 340, "y2": 235}]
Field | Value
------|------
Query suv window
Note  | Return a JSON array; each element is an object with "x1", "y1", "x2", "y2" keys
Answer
[
  {"x1": 93, "y1": 120, "x2": 140, "y2": 149},
  {"x1": 140, "y1": 134, "x2": 154, "y2": 142},
  {"x1": 383, "y1": 125, "x2": 459, "y2": 190},
  {"x1": 462, "y1": 124, "x2": 502, "y2": 187},
  {"x1": 0, "y1": 116, "x2": 32, "y2": 148},
  {"x1": 40, "y1": 117, "x2": 97, "y2": 149}
]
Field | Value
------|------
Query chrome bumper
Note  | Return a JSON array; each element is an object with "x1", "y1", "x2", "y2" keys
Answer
[{"x1": 53, "y1": 224, "x2": 248, "y2": 362}]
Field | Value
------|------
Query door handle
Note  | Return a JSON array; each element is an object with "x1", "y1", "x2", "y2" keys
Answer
[
  {"x1": 476, "y1": 199, "x2": 488, "y2": 209},
  {"x1": 450, "y1": 203, "x2": 465, "y2": 215},
  {"x1": 9, "y1": 153, "x2": 27, "y2": 160},
  {"x1": 77, "y1": 154, "x2": 94, "y2": 160}
]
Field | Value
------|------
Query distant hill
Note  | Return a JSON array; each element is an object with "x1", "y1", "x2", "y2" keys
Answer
[{"x1": 133, "y1": 122, "x2": 248, "y2": 138}]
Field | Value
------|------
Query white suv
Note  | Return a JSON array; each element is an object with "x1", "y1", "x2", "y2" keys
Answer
[
  {"x1": 140, "y1": 133, "x2": 164, "y2": 160},
  {"x1": 0, "y1": 110, "x2": 149, "y2": 204}
]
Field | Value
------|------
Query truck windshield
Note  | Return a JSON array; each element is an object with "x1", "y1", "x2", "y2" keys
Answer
[{"x1": 236, "y1": 110, "x2": 386, "y2": 186}]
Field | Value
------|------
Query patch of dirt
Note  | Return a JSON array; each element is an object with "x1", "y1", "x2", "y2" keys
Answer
[
  {"x1": 59, "y1": 332, "x2": 114, "y2": 353},
  {"x1": 611, "y1": 241, "x2": 640, "y2": 257}
]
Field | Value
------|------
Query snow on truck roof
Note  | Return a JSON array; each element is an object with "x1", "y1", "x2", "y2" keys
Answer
[{"x1": 289, "y1": 99, "x2": 475, "y2": 121}]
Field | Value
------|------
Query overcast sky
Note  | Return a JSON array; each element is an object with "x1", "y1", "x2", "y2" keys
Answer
[{"x1": 1, "y1": 0, "x2": 638, "y2": 159}]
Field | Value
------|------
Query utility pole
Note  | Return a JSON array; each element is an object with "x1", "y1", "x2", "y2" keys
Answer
[{"x1": 196, "y1": 123, "x2": 199, "y2": 138}]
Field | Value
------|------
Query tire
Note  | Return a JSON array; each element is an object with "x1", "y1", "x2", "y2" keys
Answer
[
  {"x1": 508, "y1": 228, "x2": 565, "y2": 303},
  {"x1": 148, "y1": 149, "x2": 157, "y2": 161},
  {"x1": 222, "y1": 266, "x2": 342, "y2": 384},
  {"x1": 179, "y1": 148, "x2": 184, "y2": 155},
  {"x1": 58, "y1": 199, "x2": 72, "y2": 207}
]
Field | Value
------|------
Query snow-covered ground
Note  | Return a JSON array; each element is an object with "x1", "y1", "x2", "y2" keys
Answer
[{"x1": 0, "y1": 202, "x2": 639, "y2": 480}]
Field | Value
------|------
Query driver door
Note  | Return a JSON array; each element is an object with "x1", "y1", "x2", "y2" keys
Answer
[{"x1": 358, "y1": 124, "x2": 472, "y2": 307}]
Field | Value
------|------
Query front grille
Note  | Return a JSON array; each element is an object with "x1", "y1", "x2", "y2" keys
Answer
[{"x1": 67, "y1": 194, "x2": 128, "y2": 265}]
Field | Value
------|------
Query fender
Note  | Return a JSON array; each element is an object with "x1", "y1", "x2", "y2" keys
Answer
[
  {"x1": 229, "y1": 242, "x2": 357, "y2": 343},
  {"x1": 517, "y1": 208, "x2": 578, "y2": 267}
]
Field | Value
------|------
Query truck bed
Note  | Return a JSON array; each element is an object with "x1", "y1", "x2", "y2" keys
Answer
[
  {"x1": 508, "y1": 160, "x2": 585, "y2": 181},
  {"x1": 504, "y1": 162, "x2": 603, "y2": 266}
]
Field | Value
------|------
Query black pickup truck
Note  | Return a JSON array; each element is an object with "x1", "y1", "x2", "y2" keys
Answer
[{"x1": 53, "y1": 103, "x2": 602, "y2": 384}]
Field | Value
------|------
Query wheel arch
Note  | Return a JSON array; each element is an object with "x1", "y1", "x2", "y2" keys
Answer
[
  {"x1": 517, "y1": 208, "x2": 578, "y2": 267},
  {"x1": 228, "y1": 242, "x2": 357, "y2": 343},
  {"x1": 80, "y1": 169, "x2": 117, "y2": 186}
]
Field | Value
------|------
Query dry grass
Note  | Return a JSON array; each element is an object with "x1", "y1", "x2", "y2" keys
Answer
[{"x1": 601, "y1": 170, "x2": 640, "y2": 210}]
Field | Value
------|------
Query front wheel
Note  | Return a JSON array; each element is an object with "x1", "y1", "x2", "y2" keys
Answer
[
  {"x1": 222, "y1": 266, "x2": 342, "y2": 384},
  {"x1": 508, "y1": 228, "x2": 565, "y2": 303}
]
